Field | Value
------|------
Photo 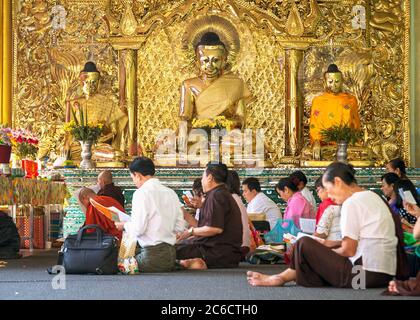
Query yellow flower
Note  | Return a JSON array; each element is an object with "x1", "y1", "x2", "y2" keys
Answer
[{"x1": 63, "y1": 121, "x2": 76, "y2": 132}]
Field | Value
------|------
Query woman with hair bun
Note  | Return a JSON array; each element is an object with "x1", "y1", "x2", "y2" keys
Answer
[{"x1": 275, "y1": 177, "x2": 315, "y2": 229}]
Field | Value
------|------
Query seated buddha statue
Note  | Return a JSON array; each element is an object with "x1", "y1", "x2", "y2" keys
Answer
[
  {"x1": 64, "y1": 62, "x2": 128, "y2": 165},
  {"x1": 304, "y1": 64, "x2": 372, "y2": 162},
  {"x1": 178, "y1": 32, "x2": 254, "y2": 156}
]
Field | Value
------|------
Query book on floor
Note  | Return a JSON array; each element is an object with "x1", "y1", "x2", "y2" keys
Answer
[{"x1": 89, "y1": 198, "x2": 131, "y2": 222}]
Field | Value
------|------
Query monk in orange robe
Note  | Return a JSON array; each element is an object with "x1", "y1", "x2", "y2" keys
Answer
[
  {"x1": 79, "y1": 187, "x2": 123, "y2": 241},
  {"x1": 309, "y1": 64, "x2": 361, "y2": 144}
]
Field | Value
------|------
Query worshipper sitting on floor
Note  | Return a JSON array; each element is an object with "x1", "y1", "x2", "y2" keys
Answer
[
  {"x1": 385, "y1": 157, "x2": 420, "y2": 196},
  {"x1": 393, "y1": 179, "x2": 419, "y2": 226},
  {"x1": 401, "y1": 202, "x2": 420, "y2": 278},
  {"x1": 283, "y1": 176, "x2": 340, "y2": 265},
  {"x1": 74, "y1": 170, "x2": 125, "y2": 214},
  {"x1": 387, "y1": 202, "x2": 420, "y2": 296},
  {"x1": 97, "y1": 170, "x2": 125, "y2": 208},
  {"x1": 276, "y1": 177, "x2": 315, "y2": 230},
  {"x1": 404, "y1": 203, "x2": 420, "y2": 240},
  {"x1": 114, "y1": 157, "x2": 186, "y2": 272},
  {"x1": 247, "y1": 162, "x2": 405, "y2": 289},
  {"x1": 242, "y1": 177, "x2": 281, "y2": 230},
  {"x1": 176, "y1": 162, "x2": 243, "y2": 270},
  {"x1": 314, "y1": 176, "x2": 337, "y2": 224},
  {"x1": 289, "y1": 170, "x2": 317, "y2": 212},
  {"x1": 226, "y1": 170, "x2": 251, "y2": 260},
  {"x1": 386, "y1": 157, "x2": 409, "y2": 179},
  {"x1": 381, "y1": 172, "x2": 401, "y2": 216},
  {"x1": 0, "y1": 210, "x2": 21, "y2": 259},
  {"x1": 182, "y1": 179, "x2": 205, "y2": 228},
  {"x1": 78, "y1": 187, "x2": 123, "y2": 241},
  {"x1": 313, "y1": 176, "x2": 341, "y2": 241},
  {"x1": 381, "y1": 172, "x2": 418, "y2": 229}
]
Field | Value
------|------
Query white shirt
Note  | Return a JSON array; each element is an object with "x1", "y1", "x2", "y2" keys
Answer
[
  {"x1": 341, "y1": 190, "x2": 397, "y2": 275},
  {"x1": 316, "y1": 205, "x2": 341, "y2": 241},
  {"x1": 124, "y1": 178, "x2": 186, "y2": 248},
  {"x1": 247, "y1": 192, "x2": 281, "y2": 230},
  {"x1": 301, "y1": 186, "x2": 317, "y2": 213},
  {"x1": 232, "y1": 194, "x2": 251, "y2": 248}
]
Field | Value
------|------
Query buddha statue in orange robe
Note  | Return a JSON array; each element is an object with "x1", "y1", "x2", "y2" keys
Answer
[{"x1": 309, "y1": 64, "x2": 361, "y2": 159}]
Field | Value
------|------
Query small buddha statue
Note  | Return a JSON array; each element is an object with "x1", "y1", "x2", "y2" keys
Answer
[
  {"x1": 64, "y1": 62, "x2": 128, "y2": 164},
  {"x1": 309, "y1": 64, "x2": 361, "y2": 159},
  {"x1": 178, "y1": 32, "x2": 254, "y2": 151}
]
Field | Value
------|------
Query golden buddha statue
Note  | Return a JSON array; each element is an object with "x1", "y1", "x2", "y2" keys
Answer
[
  {"x1": 64, "y1": 62, "x2": 128, "y2": 166},
  {"x1": 300, "y1": 64, "x2": 374, "y2": 165},
  {"x1": 309, "y1": 64, "x2": 360, "y2": 145},
  {"x1": 178, "y1": 32, "x2": 253, "y2": 153}
]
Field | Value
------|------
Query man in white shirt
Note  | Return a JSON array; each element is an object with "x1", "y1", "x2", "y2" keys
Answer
[
  {"x1": 242, "y1": 177, "x2": 281, "y2": 229},
  {"x1": 115, "y1": 157, "x2": 186, "y2": 272},
  {"x1": 290, "y1": 170, "x2": 317, "y2": 212}
]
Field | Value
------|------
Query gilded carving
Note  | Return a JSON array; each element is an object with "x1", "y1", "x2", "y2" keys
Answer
[{"x1": 12, "y1": 0, "x2": 410, "y2": 166}]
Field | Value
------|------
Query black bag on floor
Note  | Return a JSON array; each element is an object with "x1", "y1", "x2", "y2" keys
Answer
[
  {"x1": 0, "y1": 211, "x2": 21, "y2": 259},
  {"x1": 62, "y1": 224, "x2": 118, "y2": 275}
]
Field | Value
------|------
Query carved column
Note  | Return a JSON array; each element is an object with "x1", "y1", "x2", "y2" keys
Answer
[
  {"x1": 122, "y1": 49, "x2": 137, "y2": 157},
  {"x1": 284, "y1": 47, "x2": 305, "y2": 157},
  {"x1": 1, "y1": 0, "x2": 12, "y2": 125}
]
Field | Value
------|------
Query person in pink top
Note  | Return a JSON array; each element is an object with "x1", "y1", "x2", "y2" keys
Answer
[{"x1": 275, "y1": 177, "x2": 315, "y2": 229}]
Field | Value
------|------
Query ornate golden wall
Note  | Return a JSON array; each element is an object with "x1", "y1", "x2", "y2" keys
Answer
[{"x1": 11, "y1": 0, "x2": 410, "y2": 166}]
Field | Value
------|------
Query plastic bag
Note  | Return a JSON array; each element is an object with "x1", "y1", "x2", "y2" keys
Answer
[
  {"x1": 117, "y1": 232, "x2": 139, "y2": 275},
  {"x1": 264, "y1": 219, "x2": 301, "y2": 244}
]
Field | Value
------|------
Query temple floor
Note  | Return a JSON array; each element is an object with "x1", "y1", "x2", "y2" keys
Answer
[{"x1": 0, "y1": 250, "x2": 418, "y2": 300}]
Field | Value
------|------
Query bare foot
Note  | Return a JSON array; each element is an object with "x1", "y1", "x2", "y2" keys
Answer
[
  {"x1": 247, "y1": 271, "x2": 286, "y2": 287},
  {"x1": 179, "y1": 258, "x2": 208, "y2": 270},
  {"x1": 388, "y1": 280, "x2": 399, "y2": 294}
]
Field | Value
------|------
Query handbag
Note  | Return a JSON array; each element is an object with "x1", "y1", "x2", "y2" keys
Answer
[
  {"x1": 62, "y1": 224, "x2": 119, "y2": 275},
  {"x1": 117, "y1": 232, "x2": 139, "y2": 275}
]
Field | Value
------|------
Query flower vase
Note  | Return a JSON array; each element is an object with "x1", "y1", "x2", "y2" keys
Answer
[
  {"x1": 79, "y1": 140, "x2": 95, "y2": 169},
  {"x1": 336, "y1": 141, "x2": 348, "y2": 163},
  {"x1": 21, "y1": 159, "x2": 38, "y2": 179}
]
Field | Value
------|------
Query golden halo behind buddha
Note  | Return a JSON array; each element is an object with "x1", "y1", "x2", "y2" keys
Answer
[{"x1": 182, "y1": 15, "x2": 240, "y2": 70}]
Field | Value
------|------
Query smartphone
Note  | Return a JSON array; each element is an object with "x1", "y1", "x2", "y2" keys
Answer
[
  {"x1": 399, "y1": 188, "x2": 417, "y2": 205},
  {"x1": 182, "y1": 195, "x2": 192, "y2": 205}
]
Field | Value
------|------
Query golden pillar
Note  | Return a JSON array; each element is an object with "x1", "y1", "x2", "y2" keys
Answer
[
  {"x1": 0, "y1": 0, "x2": 12, "y2": 125},
  {"x1": 284, "y1": 48, "x2": 305, "y2": 157},
  {"x1": 116, "y1": 47, "x2": 139, "y2": 157},
  {"x1": 121, "y1": 49, "x2": 137, "y2": 156}
]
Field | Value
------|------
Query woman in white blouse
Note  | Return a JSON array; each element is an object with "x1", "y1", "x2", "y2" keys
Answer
[
  {"x1": 247, "y1": 162, "x2": 398, "y2": 288},
  {"x1": 313, "y1": 176, "x2": 341, "y2": 241}
]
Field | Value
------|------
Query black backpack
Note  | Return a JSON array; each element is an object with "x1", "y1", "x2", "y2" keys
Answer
[{"x1": 0, "y1": 211, "x2": 21, "y2": 259}]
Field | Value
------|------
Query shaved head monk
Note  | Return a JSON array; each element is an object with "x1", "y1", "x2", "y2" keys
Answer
[
  {"x1": 97, "y1": 170, "x2": 125, "y2": 208},
  {"x1": 79, "y1": 187, "x2": 123, "y2": 240}
]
